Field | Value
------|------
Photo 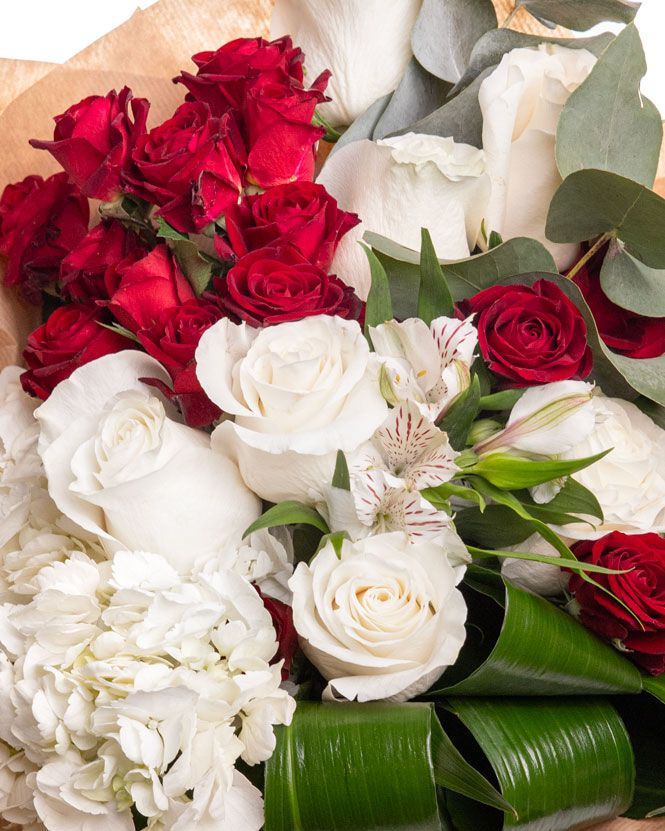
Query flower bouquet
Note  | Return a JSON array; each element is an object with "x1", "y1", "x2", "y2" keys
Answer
[{"x1": 0, "y1": 0, "x2": 664, "y2": 829}]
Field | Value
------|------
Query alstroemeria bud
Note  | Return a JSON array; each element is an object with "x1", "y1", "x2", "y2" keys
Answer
[
  {"x1": 467, "y1": 418, "x2": 503, "y2": 446},
  {"x1": 474, "y1": 381, "x2": 595, "y2": 457}
]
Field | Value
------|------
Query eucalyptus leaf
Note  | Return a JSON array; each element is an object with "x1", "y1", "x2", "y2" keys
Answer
[
  {"x1": 451, "y1": 29, "x2": 614, "y2": 94},
  {"x1": 556, "y1": 24, "x2": 662, "y2": 187},
  {"x1": 634, "y1": 396, "x2": 665, "y2": 430},
  {"x1": 418, "y1": 227, "x2": 455, "y2": 323},
  {"x1": 517, "y1": 0, "x2": 640, "y2": 30},
  {"x1": 439, "y1": 375, "x2": 481, "y2": 450},
  {"x1": 372, "y1": 58, "x2": 453, "y2": 140},
  {"x1": 600, "y1": 239, "x2": 665, "y2": 317},
  {"x1": 546, "y1": 169, "x2": 665, "y2": 269},
  {"x1": 328, "y1": 93, "x2": 392, "y2": 156},
  {"x1": 411, "y1": 0, "x2": 497, "y2": 84},
  {"x1": 443, "y1": 697, "x2": 635, "y2": 830},
  {"x1": 242, "y1": 501, "x2": 329, "y2": 539}
]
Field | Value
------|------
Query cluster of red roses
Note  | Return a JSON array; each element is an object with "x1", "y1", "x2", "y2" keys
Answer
[{"x1": 0, "y1": 36, "x2": 362, "y2": 425}]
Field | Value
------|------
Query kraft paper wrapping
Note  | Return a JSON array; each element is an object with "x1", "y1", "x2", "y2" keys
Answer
[{"x1": 0, "y1": 3, "x2": 663, "y2": 830}]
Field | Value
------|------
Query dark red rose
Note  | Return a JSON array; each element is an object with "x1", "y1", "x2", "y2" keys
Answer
[
  {"x1": 572, "y1": 261, "x2": 665, "y2": 359},
  {"x1": 60, "y1": 220, "x2": 146, "y2": 302},
  {"x1": 107, "y1": 244, "x2": 195, "y2": 332},
  {"x1": 125, "y1": 101, "x2": 245, "y2": 233},
  {"x1": 0, "y1": 173, "x2": 89, "y2": 303},
  {"x1": 214, "y1": 246, "x2": 362, "y2": 326},
  {"x1": 457, "y1": 279, "x2": 592, "y2": 386},
  {"x1": 137, "y1": 299, "x2": 224, "y2": 427},
  {"x1": 219, "y1": 181, "x2": 359, "y2": 271},
  {"x1": 255, "y1": 586, "x2": 299, "y2": 680},
  {"x1": 21, "y1": 304, "x2": 131, "y2": 399},
  {"x1": 29, "y1": 87, "x2": 149, "y2": 202},
  {"x1": 569, "y1": 532, "x2": 665, "y2": 675},
  {"x1": 174, "y1": 36, "x2": 306, "y2": 116}
]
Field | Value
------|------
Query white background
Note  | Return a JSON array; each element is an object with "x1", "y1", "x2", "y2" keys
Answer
[{"x1": 0, "y1": 0, "x2": 663, "y2": 114}]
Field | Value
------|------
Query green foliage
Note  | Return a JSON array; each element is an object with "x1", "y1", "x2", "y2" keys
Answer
[
  {"x1": 331, "y1": 450, "x2": 351, "y2": 491},
  {"x1": 466, "y1": 449, "x2": 610, "y2": 489},
  {"x1": 517, "y1": 0, "x2": 640, "y2": 30},
  {"x1": 600, "y1": 239, "x2": 665, "y2": 317},
  {"x1": 418, "y1": 228, "x2": 455, "y2": 323},
  {"x1": 242, "y1": 501, "x2": 330, "y2": 539},
  {"x1": 361, "y1": 243, "x2": 393, "y2": 342},
  {"x1": 439, "y1": 375, "x2": 482, "y2": 450}
]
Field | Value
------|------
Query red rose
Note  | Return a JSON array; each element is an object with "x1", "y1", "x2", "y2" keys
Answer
[
  {"x1": 21, "y1": 304, "x2": 131, "y2": 400},
  {"x1": 255, "y1": 586, "x2": 299, "y2": 680},
  {"x1": 573, "y1": 261, "x2": 665, "y2": 359},
  {"x1": 107, "y1": 244, "x2": 195, "y2": 332},
  {"x1": 569, "y1": 532, "x2": 665, "y2": 675},
  {"x1": 125, "y1": 101, "x2": 245, "y2": 233},
  {"x1": 29, "y1": 87, "x2": 149, "y2": 202},
  {"x1": 219, "y1": 181, "x2": 359, "y2": 271},
  {"x1": 137, "y1": 299, "x2": 224, "y2": 427},
  {"x1": 175, "y1": 36, "x2": 329, "y2": 189},
  {"x1": 214, "y1": 247, "x2": 362, "y2": 326},
  {"x1": 458, "y1": 279, "x2": 592, "y2": 386},
  {"x1": 60, "y1": 220, "x2": 146, "y2": 302},
  {"x1": 0, "y1": 173, "x2": 89, "y2": 303},
  {"x1": 174, "y1": 36, "x2": 306, "y2": 115}
]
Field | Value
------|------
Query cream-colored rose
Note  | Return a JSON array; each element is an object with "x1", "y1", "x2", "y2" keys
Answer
[
  {"x1": 289, "y1": 531, "x2": 467, "y2": 702},
  {"x1": 270, "y1": 0, "x2": 422, "y2": 127},
  {"x1": 196, "y1": 316, "x2": 388, "y2": 504},
  {"x1": 317, "y1": 134, "x2": 491, "y2": 299},
  {"x1": 549, "y1": 396, "x2": 665, "y2": 539},
  {"x1": 479, "y1": 44, "x2": 596, "y2": 270},
  {"x1": 34, "y1": 352, "x2": 260, "y2": 572},
  {"x1": 500, "y1": 534, "x2": 571, "y2": 596}
]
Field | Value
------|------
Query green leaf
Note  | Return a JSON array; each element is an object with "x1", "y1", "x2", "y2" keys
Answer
[
  {"x1": 331, "y1": 450, "x2": 351, "y2": 491},
  {"x1": 468, "y1": 545, "x2": 630, "y2": 576},
  {"x1": 242, "y1": 501, "x2": 329, "y2": 539},
  {"x1": 422, "y1": 481, "x2": 486, "y2": 512},
  {"x1": 455, "y1": 504, "x2": 534, "y2": 548},
  {"x1": 410, "y1": 0, "x2": 497, "y2": 84},
  {"x1": 634, "y1": 396, "x2": 665, "y2": 430},
  {"x1": 517, "y1": 0, "x2": 640, "y2": 30},
  {"x1": 517, "y1": 476, "x2": 604, "y2": 523},
  {"x1": 372, "y1": 58, "x2": 453, "y2": 140},
  {"x1": 556, "y1": 24, "x2": 662, "y2": 187},
  {"x1": 478, "y1": 389, "x2": 525, "y2": 411},
  {"x1": 155, "y1": 216, "x2": 189, "y2": 241},
  {"x1": 96, "y1": 321, "x2": 141, "y2": 344},
  {"x1": 312, "y1": 109, "x2": 342, "y2": 142},
  {"x1": 600, "y1": 238, "x2": 665, "y2": 317},
  {"x1": 264, "y1": 701, "x2": 443, "y2": 831},
  {"x1": 314, "y1": 530, "x2": 350, "y2": 559},
  {"x1": 439, "y1": 375, "x2": 481, "y2": 451},
  {"x1": 329, "y1": 93, "x2": 392, "y2": 155},
  {"x1": 172, "y1": 238, "x2": 213, "y2": 297},
  {"x1": 430, "y1": 570, "x2": 642, "y2": 695},
  {"x1": 361, "y1": 243, "x2": 393, "y2": 341},
  {"x1": 467, "y1": 449, "x2": 610, "y2": 489},
  {"x1": 488, "y1": 230, "x2": 503, "y2": 249},
  {"x1": 451, "y1": 29, "x2": 614, "y2": 95},
  {"x1": 546, "y1": 169, "x2": 665, "y2": 269},
  {"x1": 442, "y1": 697, "x2": 635, "y2": 829},
  {"x1": 418, "y1": 228, "x2": 455, "y2": 323}
]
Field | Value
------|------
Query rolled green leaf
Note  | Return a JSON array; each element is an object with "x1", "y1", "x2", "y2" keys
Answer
[{"x1": 428, "y1": 567, "x2": 642, "y2": 695}]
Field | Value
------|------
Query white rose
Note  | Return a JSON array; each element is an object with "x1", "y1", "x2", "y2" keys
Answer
[
  {"x1": 500, "y1": 534, "x2": 571, "y2": 596},
  {"x1": 270, "y1": 0, "x2": 422, "y2": 127},
  {"x1": 289, "y1": 531, "x2": 467, "y2": 702},
  {"x1": 35, "y1": 352, "x2": 260, "y2": 573},
  {"x1": 550, "y1": 396, "x2": 665, "y2": 539},
  {"x1": 317, "y1": 134, "x2": 491, "y2": 299},
  {"x1": 196, "y1": 316, "x2": 388, "y2": 504},
  {"x1": 479, "y1": 44, "x2": 596, "y2": 270}
]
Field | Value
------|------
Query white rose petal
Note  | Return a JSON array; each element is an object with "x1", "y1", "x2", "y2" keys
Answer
[
  {"x1": 500, "y1": 534, "x2": 571, "y2": 596},
  {"x1": 317, "y1": 136, "x2": 491, "y2": 299}
]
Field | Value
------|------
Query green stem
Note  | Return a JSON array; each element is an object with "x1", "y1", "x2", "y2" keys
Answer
[
  {"x1": 565, "y1": 231, "x2": 615, "y2": 280},
  {"x1": 500, "y1": 5, "x2": 520, "y2": 28}
]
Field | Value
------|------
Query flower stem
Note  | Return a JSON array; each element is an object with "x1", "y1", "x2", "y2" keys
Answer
[
  {"x1": 500, "y1": 5, "x2": 520, "y2": 28},
  {"x1": 564, "y1": 231, "x2": 616, "y2": 281}
]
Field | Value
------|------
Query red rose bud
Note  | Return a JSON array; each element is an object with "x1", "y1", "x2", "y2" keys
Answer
[
  {"x1": 255, "y1": 586, "x2": 299, "y2": 680},
  {"x1": 174, "y1": 36, "x2": 307, "y2": 117},
  {"x1": 569, "y1": 532, "x2": 665, "y2": 675},
  {"x1": 21, "y1": 304, "x2": 132, "y2": 400},
  {"x1": 572, "y1": 261, "x2": 665, "y2": 359},
  {"x1": 60, "y1": 220, "x2": 146, "y2": 302},
  {"x1": 222, "y1": 181, "x2": 360, "y2": 271},
  {"x1": 0, "y1": 173, "x2": 89, "y2": 304},
  {"x1": 125, "y1": 102, "x2": 245, "y2": 233},
  {"x1": 29, "y1": 87, "x2": 149, "y2": 202},
  {"x1": 214, "y1": 246, "x2": 362, "y2": 326},
  {"x1": 107, "y1": 244, "x2": 195, "y2": 332},
  {"x1": 458, "y1": 279, "x2": 592, "y2": 386}
]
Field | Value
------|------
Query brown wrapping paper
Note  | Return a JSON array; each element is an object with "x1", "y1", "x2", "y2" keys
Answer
[{"x1": 0, "y1": 3, "x2": 663, "y2": 830}]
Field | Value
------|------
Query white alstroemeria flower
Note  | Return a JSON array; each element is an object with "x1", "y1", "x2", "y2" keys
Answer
[
  {"x1": 479, "y1": 44, "x2": 596, "y2": 270},
  {"x1": 270, "y1": 0, "x2": 422, "y2": 127},
  {"x1": 474, "y1": 381, "x2": 596, "y2": 457},
  {"x1": 371, "y1": 316, "x2": 477, "y2": 420},
  {"x1": 318, "y1": 135, "x2": 491, "y2": 298},
  {"x1": 290, "y1": 532, "x2": 467, "y2": 702},
  {"x1": 35, "y1": 351, "x2": 260, "y2": 573},
  {"x1": 197, "y1": 316, "x2": 388, "y2": 505}
]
